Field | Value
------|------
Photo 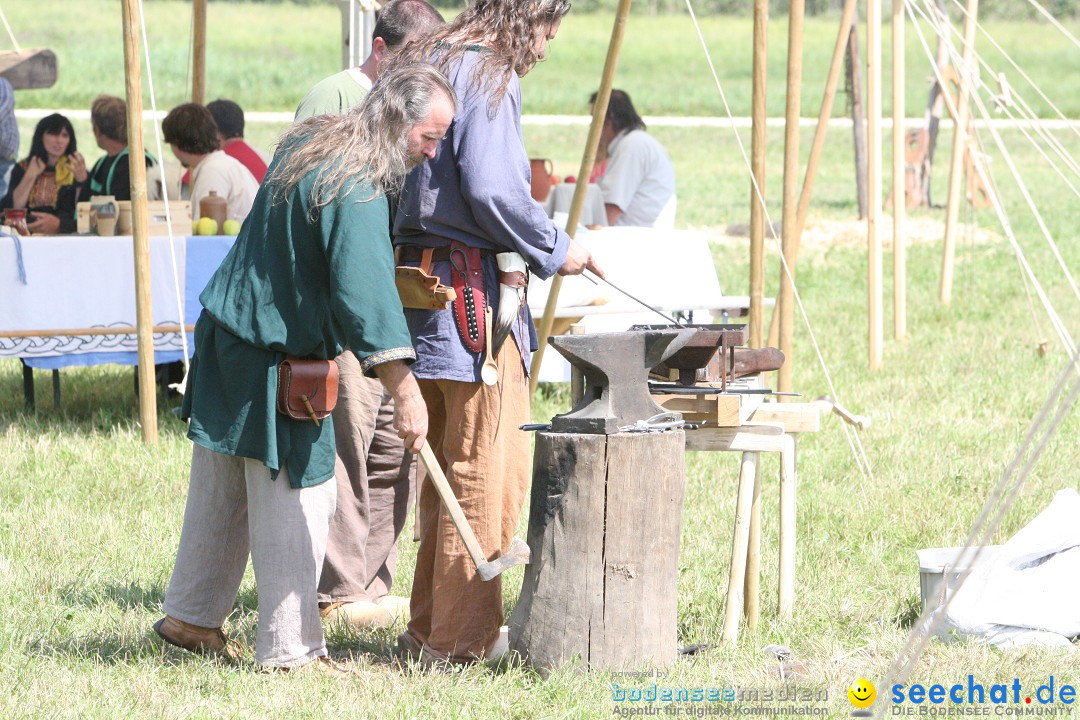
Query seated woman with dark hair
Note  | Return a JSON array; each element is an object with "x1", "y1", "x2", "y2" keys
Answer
[{"x1": 1, "y1": 113, "x2": 88, "y2": 234}]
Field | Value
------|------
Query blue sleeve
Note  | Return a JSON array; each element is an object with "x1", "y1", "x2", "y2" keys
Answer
[{"x1": 451, "y1": 79, "x2": 569, "y2": 280}]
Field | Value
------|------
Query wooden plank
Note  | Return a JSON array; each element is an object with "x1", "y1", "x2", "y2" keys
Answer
[
  {"x1": 655, "y1": 393, "x2": 742, "y2": 426},
  {"x1": 747, "y1": 402, "x2": 821, "y2": 433},
  {"x1": 684, "y1": 423, "x2": 785, "y2": 453},
  {"x1": 722, "y1": 451, "x2": 758, "y2": 644},
  {"x1": 0, "y1": 49, "x2": 57, "y2": 90}
]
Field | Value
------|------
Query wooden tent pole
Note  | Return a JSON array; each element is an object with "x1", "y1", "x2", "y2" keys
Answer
[
  {"x1": 776, "y1": 0, "x2": 804, "y2": 397},
  {"x1": 893, "y1": 0, "x2": 907, "y2": 339},
  {"x1": 867, "y1": 0, "x2": 884, "y2": 370},
  {"x1": 121, "y1": 0, "x2": 158, "y2": 443},
  {"x1": 940, "y1": 0, "x2": 979, "y2": 304},
  {"x1": 529, "y1": 0, "x2": 633, "y2": 398},
  {"x1": 765, "y1": 0, "x2": 858, "y2": 350},
  {"x1": 748, "y1": 0, "x2": 768, "y2": 350},
  {"x1": 192, "y1": 0, "x2": 207, "y2": 104}
]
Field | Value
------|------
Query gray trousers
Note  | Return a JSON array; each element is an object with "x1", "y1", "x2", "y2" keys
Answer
[
  {"x1": 317, "y1": 351, "x2": 415, "y2": 605},
  {"x1": 163, "y1": 444, "x2": 336, "y2": 668}
]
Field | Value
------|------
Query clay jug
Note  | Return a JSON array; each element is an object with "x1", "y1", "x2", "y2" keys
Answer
[
  {"x1": 529, "y1": 158, "x2": 553, "y2": 202},
  {"x1": 199, "y1": 191, "x2": 228, "y2": 234}
]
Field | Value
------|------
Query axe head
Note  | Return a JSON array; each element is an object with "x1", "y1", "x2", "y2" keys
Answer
[{"x1": 476, "y1": 537, "x2": 531, "y2": 582}]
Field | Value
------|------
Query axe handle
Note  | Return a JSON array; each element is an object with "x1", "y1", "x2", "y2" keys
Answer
[{"x1": 418, "y1": 442, "x2": 490, "y2": 572}]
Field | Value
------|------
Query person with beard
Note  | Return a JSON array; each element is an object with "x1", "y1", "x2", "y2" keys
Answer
[{"x1": 153, "y1": 64, "x2": 455, "y2": 674}]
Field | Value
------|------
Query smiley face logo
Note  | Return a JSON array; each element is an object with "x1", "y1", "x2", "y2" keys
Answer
[{"x1": 848, "y1": 678, "x2": 876, "y2": 709}]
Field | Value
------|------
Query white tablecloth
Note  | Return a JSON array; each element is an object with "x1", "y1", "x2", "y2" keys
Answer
[
  {"x1": 527, "y1": 226, "x2": 752, "y2": 382},
  {"x1": 0, "y1": 234, "x2": 234, "y2": 366},
  {"x1": 542, "y1": 182, "x2": 607, "y2": 228}
]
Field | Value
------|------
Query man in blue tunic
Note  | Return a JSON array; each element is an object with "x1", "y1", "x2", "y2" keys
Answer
[
  {"x1": 390, "y1": 0, "x2": 603, "y2": 664},
  {"x1": 153, "y1": 64, "x2": 456, "y2": 674}
]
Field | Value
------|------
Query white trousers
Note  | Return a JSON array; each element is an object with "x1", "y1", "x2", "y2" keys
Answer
[{"x1": 163, "y1": 443, "x2": 337, "y2": 668}]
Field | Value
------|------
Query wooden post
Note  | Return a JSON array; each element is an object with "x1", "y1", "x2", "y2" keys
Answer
[
  {"x1": 867, "y1": 0, "x2": 884, "y2": 370},
  {"x1": 765, "y1": 0, "x2": 858, "y2": 350},
  {"x1": 893, "y1": 0, "x2": 907, "y2": 340},
  {"x1": 777, "y1": 0, "x2": 804, "y2": 396},
  {"x1": 529, "y1": 0, "x2": 633, "y2": 398},
  {"x1": 722, "y1": 451, "x2": 758, "y2": 644},
  {"x1": 940, "y1": 0, "x2": 980, "y2": 304},
  {"x1": 192, "y1": 0, "x2": 207, "y2": 104},
  {"x1": 121, "y1": 0, "x2": 158, "y2": 443},
  {"x1": 509, "y1": 430, "x2": 685, "y2": 670},
  {"x1": 748, "y1": 0, "x2": 768, "y2": 349},
  {"x1": 849, "y1": 24, "x2": 869, "y2": 221},
  {"x1": 743, "y1": 460, "x2": 762, "y2": 629}
]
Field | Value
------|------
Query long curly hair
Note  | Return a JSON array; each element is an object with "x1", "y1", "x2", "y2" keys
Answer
[
  {"x1": 389, "y1": 0, "x2": 571, "y2": 112},
  {"x1": 269, "y1": 63, "x2": 456, "y2": 208}
]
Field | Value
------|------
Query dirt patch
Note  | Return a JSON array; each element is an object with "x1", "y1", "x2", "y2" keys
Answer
[{"x1": 696, "y1": 216, "x2": 1001, "y2": 253}]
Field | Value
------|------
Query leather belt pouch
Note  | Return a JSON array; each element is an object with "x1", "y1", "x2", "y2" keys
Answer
[
  {"x1": 449, "y1": 241, "x2": 486, "y2": 353},
  {"x1": 395, "y1": 247, "x2": 457, "y2": 310},
  {"x1": 276, "y1": 356, "x2": 339, "y2": 425}
]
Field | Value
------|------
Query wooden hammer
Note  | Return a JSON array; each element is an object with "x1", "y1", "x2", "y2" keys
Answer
[{"x1": 417, "y1": 442, "x2": 530, "y2": 581}]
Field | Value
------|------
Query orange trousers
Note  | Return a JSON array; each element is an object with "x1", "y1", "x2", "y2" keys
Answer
[{"x1": 406, "y1": 341, "x2": 530, "y2": 660}]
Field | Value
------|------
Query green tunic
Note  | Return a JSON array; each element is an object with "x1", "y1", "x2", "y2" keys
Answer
[{"x1": 181, "y1": 157, "x2": 415, "y2": 488}]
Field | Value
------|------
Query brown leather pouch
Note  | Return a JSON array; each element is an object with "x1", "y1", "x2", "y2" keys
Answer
[
  {"x1": 395, "y1": 247, "x2": 457, "y2": 310},
  {"x1": 276, "y1": 356, "x2": 339, "y2": 426}
]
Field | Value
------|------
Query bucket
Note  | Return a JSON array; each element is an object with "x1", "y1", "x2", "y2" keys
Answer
[{"x1": 916, "y1": 545, "x2": 1000, "y2": 613}]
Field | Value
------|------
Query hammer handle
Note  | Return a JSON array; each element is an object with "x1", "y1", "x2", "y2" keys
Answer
[{"x1": 418, "y1": 442, "x2": 490, "y2": 571}]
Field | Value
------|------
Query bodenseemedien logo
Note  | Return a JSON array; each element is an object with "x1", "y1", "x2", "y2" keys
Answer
[{"x1": 849, "y1": 678, "x2": 877, "y2": 717}]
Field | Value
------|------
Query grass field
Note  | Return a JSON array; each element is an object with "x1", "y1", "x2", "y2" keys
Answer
[{"x1": 4, "y1": 1, "x2": 1080, "y2": 717}]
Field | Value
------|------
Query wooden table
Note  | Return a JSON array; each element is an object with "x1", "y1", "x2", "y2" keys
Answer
[{"x1": 684, "y1": 401, "x2": 821, "y2": 643}]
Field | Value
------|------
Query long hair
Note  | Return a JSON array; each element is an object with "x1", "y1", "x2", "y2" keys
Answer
[
  {"x1": 270, "y1": 63, "x2": 456, "y2": 208},
  {"x1": 590, "y1": 89, "x2": 646, "y2": 133},
  {"x1": 27, "y1": 113, "x2": 77, "y2": 164},
  {"x1": 390, "y1": 0, "x2": 571, "y2": 112}
]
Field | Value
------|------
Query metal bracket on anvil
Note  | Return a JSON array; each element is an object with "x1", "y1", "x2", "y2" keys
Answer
[{"x1": 547, "y1": 329, "x2": 695, "y2": 434}]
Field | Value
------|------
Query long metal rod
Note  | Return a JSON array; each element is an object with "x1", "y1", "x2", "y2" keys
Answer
[{"x1": 583, "y1": 271, "x2": 685, "y2": 327}]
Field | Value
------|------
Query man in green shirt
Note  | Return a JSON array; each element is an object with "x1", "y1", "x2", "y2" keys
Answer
[{"x1": 153, "y1": 64, "x2": 456, "y2": 674}]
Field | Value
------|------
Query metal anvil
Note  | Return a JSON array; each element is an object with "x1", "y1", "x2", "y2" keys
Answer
[{"x1": 548, "y1": 329, "x2": 695, "y2": 434}]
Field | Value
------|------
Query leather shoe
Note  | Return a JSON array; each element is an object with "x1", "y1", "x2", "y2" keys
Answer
[{"x1": 153, "y1": 615, "x2": 242, "y2": 662}]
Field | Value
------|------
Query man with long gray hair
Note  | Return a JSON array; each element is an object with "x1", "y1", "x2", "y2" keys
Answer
[
  {"x1": 293, "y1": 0, "x2": 447, "y2": 633},
  {"x1": 153, "y1": 63, "x2": 455, "y2": 675}
]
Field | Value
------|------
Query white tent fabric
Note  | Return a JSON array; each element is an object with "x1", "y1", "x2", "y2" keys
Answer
[{"x1": 932, "y1": 488, "x2": 1080, "y2": 650}]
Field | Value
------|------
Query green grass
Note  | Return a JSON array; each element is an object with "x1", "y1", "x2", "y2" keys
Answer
[
  {"x1": 7, "y1": 2, "x2": 1080, "y2": 116},
  {"x1": 5, "y1": 1, "x2": 1080, "y2": 717}
]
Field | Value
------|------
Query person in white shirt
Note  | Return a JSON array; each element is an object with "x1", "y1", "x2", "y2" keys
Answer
[
  {"x1": 162, "y1": 103, "x2": 258, "y2": 223},
  {"x1": 591, "y1": 89, "x2": 677, "y2": 229}
]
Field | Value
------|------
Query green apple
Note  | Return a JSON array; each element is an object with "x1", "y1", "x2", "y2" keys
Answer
[
  {"x1": 195, "y1": 216, "x2": 218, "y2": 236},
  {"x1": 222, "y1": 219, "x2": 241, "y2": 236}
]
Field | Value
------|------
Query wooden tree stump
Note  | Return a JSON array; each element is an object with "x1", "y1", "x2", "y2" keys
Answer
[{"x1": 509, "y1": 429, "x2": 686, "y2": 671}]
